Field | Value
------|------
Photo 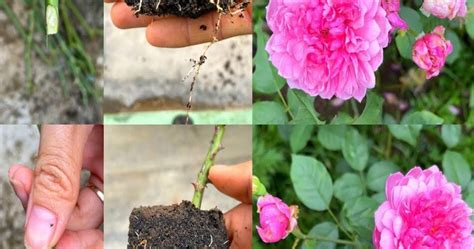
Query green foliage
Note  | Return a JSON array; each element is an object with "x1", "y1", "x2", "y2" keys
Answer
[
  {"x1": 253, "y1": 0, "x2": 474, "y2": 125},
  {"x1": 253, "y1": 125, "x2": 474, "y2": 248},
  {"x1": 302, "y1": 222, "x2": 339, "y2": 249},
  {"x1": 291, "y1": 155, "x2": 333, "y2": 211},
  {"x1": 0, "y1": 0, "x2": 101, "y2": 104},
  {"x1": 253, "y1": 101, "x2": 288, "y2": 124}
]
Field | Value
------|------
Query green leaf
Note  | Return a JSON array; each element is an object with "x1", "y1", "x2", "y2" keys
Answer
[
  {"x1": 331, "y1": 113, "x2": 354, "y2": 124},
  {"x1": 388, "y1": 125, "x2": 422, "y2": 146},
  {"x1": 302, "y1": 222, "x2": 339, "y2": 249},
  {"x1": 402, "y1": 111, "x2": 444, "y2": 124},
  {"x1": 395, "y1": 32, "x2": 416, "y2": 60},
  {"x1": 290, "y1": 125, "x2": 314, "y2": 153},
  {"x1": 291, "y1": 155, "x2": 333, "y2": 211},
  {"x1": 442, "y1": 151, "x2": 472, "y2": 188},
  {"x1": 396, "y1": 7, "x2": 422, "y2": 60},
  {"x1": 470, "y1": 84, "x2": 474, "y2": 109},
  {"x1": 466, "y1": 6, "x2": 474, "y2": 39},
  {"x1": 342, "y1": 128, "x2": 368, "y2": 171},
  {"x1": 467, "y1": 180, "x2": 474, "y2": 194},
  {"x1": 354, "y1": 92, "x2": 383, "y2": 124},
  {"x1": 317, "y1": 125, "x2": 347, "y2": 151},
  {"x1": 366, "y1": 161, "x2": 400, "y2": 192},
  {"x1": 287, "y1": 89, "x2": 324, "y2": 124},
  {"x1": 252, "y1": 18, "x2": 285, "y2": 94},
  {"x1": 445, "y1": 29, "x2": 462, "y2": 65},
  {"x1": 371, "y1": 192, "x2": 386, "y2": 204},
  {"x1": 334, "y1": 173, "x2": 365, "y2": 203},
  {"x1": 343, "y1": 197, "x2": 378, "y2": 241},
  {"x1": 441, "y1": 125, "x2": 462, "y2": 148},
  {"x1": 253, "y1": 101, "x2": 288, "y2": 124},
  {"x1": 399, "y1": 7, "x2": 423, "y2": 33}
]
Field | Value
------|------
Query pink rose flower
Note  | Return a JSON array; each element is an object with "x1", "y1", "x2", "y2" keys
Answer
[
  {"x1": 381, "y1": 0, "x2": 408, "y2": 32},
  {"x1": 412, "y1": 26, "x2": 453, "y2": 79},
  {"x1": 256, "y1": 194, "x2": 298, "y2": 243},
  {"x1": 373, "y1": 166, "x2": 474, "y2": 249},
  {"x1": 266, "y1": 0, "x2": 392, "y2": 101},
  {"x1": 422, "y1": 0, "x2": 467, "y2": 20}
]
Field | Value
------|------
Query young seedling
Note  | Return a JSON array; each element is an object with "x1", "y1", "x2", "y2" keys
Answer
[{"x1": 46, "y1": 0, "x2": 59, "y2": 35}]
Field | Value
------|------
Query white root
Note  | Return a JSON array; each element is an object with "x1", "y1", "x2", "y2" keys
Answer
[
  {"x1": 135, "y1": 0, "x2": 143, "y2": 14},
  {"x1": 155, "y1": 0, "x2": 162, "y2": 10}
]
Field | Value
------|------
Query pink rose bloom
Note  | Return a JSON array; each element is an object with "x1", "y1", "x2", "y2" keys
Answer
[
  {"x1": 381, "y1": 0, "x2": 408, "y2": 32},
  {"x1": 373, "y1": 166, "x2": 474, "y2": 249},
  {"x1": 256, "y1": 194, "x2": 298, "y2": 243},
  {"x1": 422, "y1": 0, "x2": 467, "y2": 20},
  {"x1": 266, "y1": 0, "x2": 392, "y2": 101},
  {"x1": 412, "y1": 26, "x2": 453, "y2": 79}
]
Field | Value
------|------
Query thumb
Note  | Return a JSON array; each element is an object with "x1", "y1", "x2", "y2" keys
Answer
[{"x1": 25, "y1": 125, "x2": 93, "y2": 249}]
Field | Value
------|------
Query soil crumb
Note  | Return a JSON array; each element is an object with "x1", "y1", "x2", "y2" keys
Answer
[
  {"x1": 128, "y1": 201, "x2": 229, "y2": 249},
  {"x1": 125, "y1": 0, "x2": 232, "y2": 18}
]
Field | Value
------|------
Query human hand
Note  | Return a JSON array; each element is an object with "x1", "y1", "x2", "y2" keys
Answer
[
  {"x1": 104, "y1": 0, "x2": 252, "y2": 48},
  {"x1": 208, "y1": 161, "x2": 252, "y2": 249},
  {"x1": 8, "y1": 125, "x2": 104, "y2": 249}
]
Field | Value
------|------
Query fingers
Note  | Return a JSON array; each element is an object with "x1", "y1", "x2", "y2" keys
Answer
[
  {"x1": 146, "y1": 10, "x2": 252, "y2": 48},
  {"x1": 209, "y1": 161, "x2": 252, "y2": 204},
  {"x1": 83, "y1": 125, "x2": 104, "y2": 181},
  {"x1": 224, "y1": 203, "x2": 252, "y2": 249},
  {"x1": 8, "y1": 164, "x2": 34, "y2": 209},
  {"x1": 9, "y1": 168, "x2": 104, "y2": 231},
  {"x1": 55, "y1": 230, "x2": 103, "y2": 249},
  {"x1": 110, "y1": 1, "x2": 154, "y2": 29},
  {"x1": 25, "y1": 125, "x2": 93, "y2": 249}
]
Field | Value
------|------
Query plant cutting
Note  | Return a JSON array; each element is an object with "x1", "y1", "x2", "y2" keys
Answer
[
  {"x1": 127, "y1": 125, "x2": 230, "y2": 248},
  {"x1": 124, "y1": 0, "x2": 250, "y2": 124}
]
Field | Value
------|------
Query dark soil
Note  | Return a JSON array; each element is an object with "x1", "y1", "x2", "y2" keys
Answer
[
  {"x1": 128, "y1": 201, "x2": 229, "y2": 249},
  {"x1": 125, "y1": 0, "x2": 233, "y2": 18}
]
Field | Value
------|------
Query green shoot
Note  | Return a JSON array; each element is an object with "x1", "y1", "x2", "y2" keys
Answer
[{"x1": 46, "y1": 0, "x2": 58, "y2": 35}]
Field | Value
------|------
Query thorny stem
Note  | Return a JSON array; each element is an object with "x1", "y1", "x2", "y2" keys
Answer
[{"x1": 191, "y1": 125, "x2": 226, "y2": 209}]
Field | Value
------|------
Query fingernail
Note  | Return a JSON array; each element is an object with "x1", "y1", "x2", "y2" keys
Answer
[
  {"x1": 9, "y1": 178, "x2": 28, "y2": 207},
  {"x1": 25, "y1": 205, "x2": 57, "y2": 249}
]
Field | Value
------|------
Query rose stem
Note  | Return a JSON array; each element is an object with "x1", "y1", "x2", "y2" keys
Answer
[
  {"x1": 191, "y1": 125, "x2": 226, "y2": 209},
  {"x1": 46, "y1": 0, "x2": 59, "y2": 35}
]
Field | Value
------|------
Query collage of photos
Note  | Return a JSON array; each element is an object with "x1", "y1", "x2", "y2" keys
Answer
[{"x1": 0, "y1": 0, "x2": 473, "y2": 249}]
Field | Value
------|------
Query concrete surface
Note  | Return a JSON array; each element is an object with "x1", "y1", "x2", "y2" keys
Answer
[
  {"x1": 104, "y1": 125, "x2": 252, "y2": 249},
  {"x1": 0, "y1": 125, "x2": 39, "y2": 249},
  {"x1": 104, "y1": 108, "x2": 252, "y2": 124},
  {"x1": 103, "y1": 4, "x2": 252, "y2": 113}
]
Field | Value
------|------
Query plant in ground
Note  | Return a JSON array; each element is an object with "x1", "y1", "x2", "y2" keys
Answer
[{"x1": 253, "y1": 125, "x2": 474, "y2": 248}]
